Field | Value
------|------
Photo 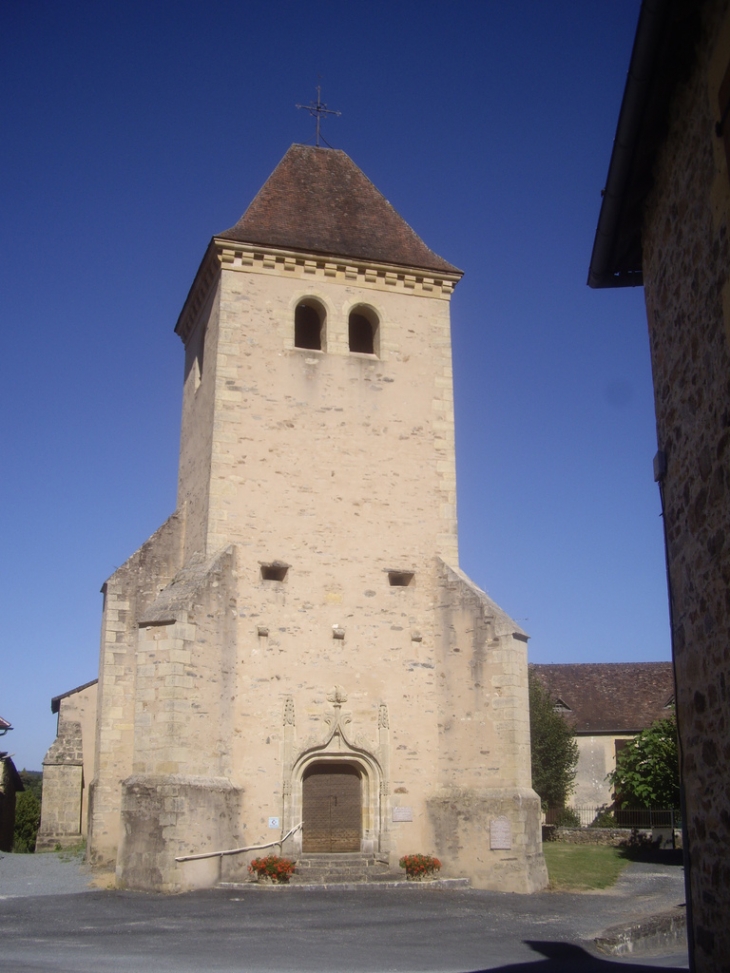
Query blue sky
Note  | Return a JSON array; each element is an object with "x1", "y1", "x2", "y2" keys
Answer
[{"x1": 1, "y1": 0, "x2": 665, "y2": 771}]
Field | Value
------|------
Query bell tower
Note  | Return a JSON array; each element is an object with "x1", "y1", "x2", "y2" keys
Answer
[
  {"x1": 86, "y1": 145, "x2": 547, "y2": 893},
  {"x1": 174, "y1": 144, "x2": 462, "y2": 568}
]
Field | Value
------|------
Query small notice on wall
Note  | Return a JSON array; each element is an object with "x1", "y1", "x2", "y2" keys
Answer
[
  {"x1": 268, "y1": 817, "x2": 280, "y2": 829},
  {"x1": 392, "y1": 806, "x2": 413, "y2": 822},
  {"x1": 490, "y1": 816, "x2": 512, "y2": 850}
]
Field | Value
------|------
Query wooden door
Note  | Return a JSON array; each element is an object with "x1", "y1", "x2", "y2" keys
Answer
[{"x1": 302, "y1": 764, "x2": 361, "y2": 853}]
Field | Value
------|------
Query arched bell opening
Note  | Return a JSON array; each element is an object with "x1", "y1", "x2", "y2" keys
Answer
[
  {"x1": 348, "y1": 304, "x2": 379, "y2": 356},
  {"x1": 294, "y1": 299, "x2": 326, "y2": 351}
]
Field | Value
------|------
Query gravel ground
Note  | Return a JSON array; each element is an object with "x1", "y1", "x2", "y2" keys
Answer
[
  {"x1": 0, "y1": 850, "x2": 94, "y2": 897},
  {"x1": 0, "y1": 851, "x2": 685, "y2": 916},
  {"x1": 0, "y1": 853, "x2": 688, "y2": 970}
]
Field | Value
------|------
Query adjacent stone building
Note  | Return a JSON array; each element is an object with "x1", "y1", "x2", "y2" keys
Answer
[
  {"x1": 43, "y1": 144, "x2": 547, "y2": 893},
  {"x1": 530, "y1": 662, "x2": 675, "y2": 808},
  {"x1": 0, "y1": 717, "x2": 23, "y2": 853},
  {"x1": 36, "y1": 680, "x2": 97, "y2": 850},
  {"x1": 589, "y1": 1, "x2": 730, "y2": 967}
]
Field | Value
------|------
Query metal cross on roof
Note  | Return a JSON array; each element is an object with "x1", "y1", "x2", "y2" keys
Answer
[{"x1": 296, "y1": 85, "x2": 341, "y2": 147}]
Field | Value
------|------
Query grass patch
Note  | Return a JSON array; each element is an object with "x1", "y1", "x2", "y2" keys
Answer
[
  {"x1": 56, "y1": 842, "x2": 86, "y2": 862},
  {"x1": 543, "y1": 844, "x2": 630, "y2": 890}
]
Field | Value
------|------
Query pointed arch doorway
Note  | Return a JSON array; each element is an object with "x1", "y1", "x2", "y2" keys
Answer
[{"x1": 302, "y1": 762, "x2": 362, "y2": 853}]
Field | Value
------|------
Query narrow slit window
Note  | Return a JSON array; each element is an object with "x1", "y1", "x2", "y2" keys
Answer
[
  {"x1": 348, "y1": 306, "x2": 379, "y2": 355},
  {"x1": 388, "y1": 571, "x2": 414, "y2": 587},
  {"x1": 295, "y1": 302, "x2": 324, "y2": 350},
  {"x1": 261, "y1": 563, "x2": 289, "y2": 582}
]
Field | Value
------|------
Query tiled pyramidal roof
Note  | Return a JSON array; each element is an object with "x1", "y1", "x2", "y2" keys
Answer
[
  {"x1": 218, "y1": 144, "x2": 461, "y2": 274},
  {"x1": 529, "y1": 662, "x2": 675, "y2": 735}
]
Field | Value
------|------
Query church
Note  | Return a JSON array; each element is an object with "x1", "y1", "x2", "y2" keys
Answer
[{"x1": 39, "y1": 143, "x2": 547, "y2": 893}]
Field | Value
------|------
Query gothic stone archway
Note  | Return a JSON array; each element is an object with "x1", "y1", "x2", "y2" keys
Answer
[
  {"x1": 302, "y1": 762, "x2": 362, "y2": 853},
  {"x1": 282, "y1": 691, "x2": 390, "y2": 857}
]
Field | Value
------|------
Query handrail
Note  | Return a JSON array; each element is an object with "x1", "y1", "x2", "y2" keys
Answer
[{"x1": 175, "y1": 822, "x2": 303, "y2": 863}]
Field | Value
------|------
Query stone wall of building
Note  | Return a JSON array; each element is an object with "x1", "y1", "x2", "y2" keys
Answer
[
  {"x1": 642, "y1": 2, "x2": 730, "y2": 966},
  {"x1": 427, "y1": 562, "x2": 546, "y2": 893},
  {"x1": 36, "y1": 721, "x2": 83, "y2": 850},
  {"x1": 87, "y1": 511, "x2": 185, "y2": 867},
  {"x1": 0, "y1": 756, "x2": 20, "y2": 852},
  {"x1": 571, "y1": 734, "x2": 634, "y2": 808}
]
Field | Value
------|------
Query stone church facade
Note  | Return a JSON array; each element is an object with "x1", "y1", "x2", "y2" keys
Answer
[{"x1": 43, "y1": 145, "x2": 547, "y2": 893}]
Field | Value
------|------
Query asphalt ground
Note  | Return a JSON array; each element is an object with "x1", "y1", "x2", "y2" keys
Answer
[{"x1": 0, "y1": 852, "x2": 688, "y2": 973}]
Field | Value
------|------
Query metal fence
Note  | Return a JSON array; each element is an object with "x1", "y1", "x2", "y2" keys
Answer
[{"x1": 543, "y1": 806, "x2": 682, "y2": 829}]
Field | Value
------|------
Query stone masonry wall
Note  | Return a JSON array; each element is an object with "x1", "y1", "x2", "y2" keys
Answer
[
  {"x1": 36, "y1": 721, "x2": 83, "y2": 849},
  {"x1": 427, "y1": 562, "x2": 546, "y2": 893},
  {"x1": 88, "y1": 511, "x2": 185, "y2": 866},
  {"x1": 642, "y1": 2, "x2": 730, "y2": 968},
  {"x1": 0, "y1": 757, "x2": 18, "y2": 852}
]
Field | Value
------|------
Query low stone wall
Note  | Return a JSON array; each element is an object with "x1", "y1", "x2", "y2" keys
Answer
[
  {"x1": 543, "y1": 826, "x2": 634, "y2": 846},
  {"x1": 596, "y1": 908, "x2": 687, "y2": 956},
  {"x1": 543, "y1": 826, "x2": 682, "y2": 848}
]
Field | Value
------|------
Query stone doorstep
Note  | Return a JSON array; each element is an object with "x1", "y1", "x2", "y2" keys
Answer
[
  {"x1": 288, "y1": 853, "x2": 391, "y2": 884},
  {"x1": 295, "y1": 853, "x2": 377, "y2": 857},
  {"x1": 219, "y1": 878, "x2": 470, "y2": 892},
  {"x1": 594, "y1": 908, "x2": 687, "y2": 956},
  {"x1": 294, "y1": 854, "x2": 389, "y2": 864}
]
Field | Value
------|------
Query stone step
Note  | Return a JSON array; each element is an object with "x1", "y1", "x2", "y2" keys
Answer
[{"x1": 289, "y1": 853, "x2": 393, "y2": 885}]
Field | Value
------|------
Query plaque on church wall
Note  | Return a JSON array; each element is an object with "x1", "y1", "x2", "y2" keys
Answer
[
  {"x1": 490, "y1": 816, "x2": 512, "y2": 850},
  {"x1": 392, "y1": 806, "x2": 413, "y2": 822}
]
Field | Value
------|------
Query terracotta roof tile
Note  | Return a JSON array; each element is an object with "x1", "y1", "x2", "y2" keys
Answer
[
  {"x1": 218, "y1": 144, "x2": 461, "y2": 274},
  {"x1": 529, "y1": 662, "x2": 674, "y2": 734}
]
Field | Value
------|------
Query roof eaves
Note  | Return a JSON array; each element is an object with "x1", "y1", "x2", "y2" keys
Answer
[
  {"x1": 588, "y1": 0, "x2": 671, "y2": 288},
  {"x1": 587, "y1": 0, "x2": 703, "y2": 289},
  {"x1": 216, "y1": 234, "x2": 463, "y2": 277},
  {"x1": 51, "y1": 678, "x2": 99, "y2": 714}
]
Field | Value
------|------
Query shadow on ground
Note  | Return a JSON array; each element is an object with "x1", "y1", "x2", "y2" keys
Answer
[
  {"x1": 466, "y1": 940, "x2": 682, "y2": 971},
  {"x1": 617, "y1": 846, "x2": 685, "y2": 867}
]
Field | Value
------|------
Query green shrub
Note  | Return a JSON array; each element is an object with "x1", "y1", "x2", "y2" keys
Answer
[
  {"x1": 529, "y1": 673, "x2": 578, "y2": 810},
  {"x1": 551, "y1": 807, "x2": 581, "y2": 828},
  {"x1": 590, "y1": 806, "x2": 616, "y2": 828},
  {"x1": 607, "y1": 713, "x2": 680, "y2": 809},
  {"x1": 13, "y1": 791, "x2": 41, "y2": 853}
]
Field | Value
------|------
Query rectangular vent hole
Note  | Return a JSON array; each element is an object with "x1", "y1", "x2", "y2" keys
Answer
[
  {"x1": 388, "y1": 571, "x2": 414, "y2": 587},
  {"x1": 261, "y1": 563, "x2": 289, "y2": 582}
]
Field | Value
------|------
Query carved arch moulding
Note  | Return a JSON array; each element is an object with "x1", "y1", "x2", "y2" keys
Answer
[{"x1": 280, "y1": 688, "x2": 391, "y2": 856}]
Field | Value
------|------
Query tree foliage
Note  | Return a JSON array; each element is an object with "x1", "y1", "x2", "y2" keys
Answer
[
  {"x1": 19, "y1": 769, "x2": 42, "y2": 802},
  {"x1": 529, "y1": 672, "x2": 579, "y2": 810},
  {"x1": 13, "y1": 790, "x2": 41, "y2": 853},
  {"x1": 607, "y1": 712, "x2": 680, "y2": 809}
]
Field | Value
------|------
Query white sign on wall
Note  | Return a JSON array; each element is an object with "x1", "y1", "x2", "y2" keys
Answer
[
  {"x1": 392, "y1": 806, "x2": 413, "y2": 822},
  {"x1": 490, "y1": 816, "x2": 512, "y2": 850},
  {"x1": 268, "y1": 817, "x2": 280, "y2": 829}
]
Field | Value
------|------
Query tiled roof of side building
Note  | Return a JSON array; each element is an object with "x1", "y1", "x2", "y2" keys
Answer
[
  {"x1": 218, "y1": 144, "x2": 462, "y2": 275},
  {"x1": 529, "y1": 662, "x2": 675, "y2": 735}
]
